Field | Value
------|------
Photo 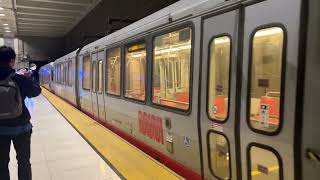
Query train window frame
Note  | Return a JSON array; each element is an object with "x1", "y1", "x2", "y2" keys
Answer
[
  {"x1": 206, "y1": 34, "x2": 233, "y2": 123},
  {"x1": 68, "y1": 61, "x2": 73, "y2": 87},
  {"x1": 247, "y1": 143, "x2": 283, "y2": 180},
  {"x1": 106, "y1": 46, "x2": 122, "y2": 97},
  {"x1": 82, "y1": 55, "x2": 91, "y2": 91},
  {"x1": 207, "y1": 130, "x2": 232, "y2": 180},
  {"x1": 246, "y1": 24, "x2": 287, "y2": 136},
  {"x1": 150, "y1": 23, "x2": 194, "y2": 115},
  {"x1": 123, "y1": 40, "x2": 148, "y2": 104}
]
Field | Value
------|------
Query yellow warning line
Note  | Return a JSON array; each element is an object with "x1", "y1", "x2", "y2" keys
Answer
[
  {"x1": 41, "y1": 88, "x2": 184, "y2": 180},
  {"x1": 251, "y1": 166, "x2": 279, "y2": 176}
]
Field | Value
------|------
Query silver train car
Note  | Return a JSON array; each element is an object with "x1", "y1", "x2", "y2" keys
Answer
[{"x1": 40, "y1": 0, "x2": 320, "y2": 179}]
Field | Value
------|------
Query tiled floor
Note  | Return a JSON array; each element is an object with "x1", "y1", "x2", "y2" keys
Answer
[{"x1": 8, "y1": 96, "x2": 121, "y2": 180}]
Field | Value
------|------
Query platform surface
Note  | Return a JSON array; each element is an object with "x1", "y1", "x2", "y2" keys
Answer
[
  {"x1": 9, "y1": 95, "x2": 121, "y2": 180},
  {"x1": 20, "y1": 88, "x2": 184, "y2": 180}
]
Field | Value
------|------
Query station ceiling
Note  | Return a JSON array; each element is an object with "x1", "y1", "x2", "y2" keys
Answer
[{"x1": 1, "y1": 0, "x2": 102, "y2": 37}]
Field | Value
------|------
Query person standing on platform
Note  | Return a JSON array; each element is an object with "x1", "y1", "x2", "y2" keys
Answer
[{"x1": 0, "y1": 46, "x2": 41, "y2": 180}]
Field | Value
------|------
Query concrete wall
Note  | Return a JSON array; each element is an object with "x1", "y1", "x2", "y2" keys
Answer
[{"x1": 19, "y1": 36, "x2": 65, "y2": 62}]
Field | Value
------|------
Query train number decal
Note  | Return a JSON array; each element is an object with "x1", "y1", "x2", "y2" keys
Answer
[{"x1": 138, "y1": 111, "x2": 164, "y2": 144}]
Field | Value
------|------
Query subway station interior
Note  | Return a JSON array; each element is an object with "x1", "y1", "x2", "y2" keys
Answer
[{"x1": 0, "y1": 0, "x2": 319, "y2": 180}]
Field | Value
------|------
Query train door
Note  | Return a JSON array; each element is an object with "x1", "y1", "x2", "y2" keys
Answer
[
  {"x1": 91, "y1": 53, "x2": 99, "y2": 119},
  {"x1": 200, "y1": 10, "x2": 239, "y2": 180},
  {"x1": 96, "y1": 51, "x2": 106, "y2": 121},
  {"x1": 240, "y1": 0, "x2": 302, "y2": 179}
]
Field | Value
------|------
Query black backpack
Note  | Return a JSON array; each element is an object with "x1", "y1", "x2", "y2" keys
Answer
[{"x1": 0, "y1": 73, "x2": 23, "y2": 120}]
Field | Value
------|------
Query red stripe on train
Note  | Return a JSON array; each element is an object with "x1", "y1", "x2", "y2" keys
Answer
[{"x1": 49, "y1": 91, "x2": 202, "y2": 179}]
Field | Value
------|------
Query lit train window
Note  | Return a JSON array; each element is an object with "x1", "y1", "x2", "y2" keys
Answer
[
  {"x1": 98, "y1": 60, "x2": 103, "y2": 94},
  {"x1": 64, "y1": 63, "x2": 68, "y2": 85},
  {"x1": 68, "y1": 61, "x2": 72, "y2": 86},
  {"x1": 249, "y1": 145, "x2": 281, "y2": 180},
  {"x1": 82, "y1": 56, "x2": 91, "y2": 90},
  {"x1": 125, "y1": 43, "x2": 146, "y2": 101},
  {"x1": 208, "y1": 36, "x2": 231, "y2": 121},
  {"x1": 208, "y1": 132, "x2": 231, "y2": 179},
  {"x1": 249, "y1": 27, "x2": 284, "y2": 133},
  {"x1": 106, "y1": 47, "x2": 121, "y2": 96},
  {"x1": 60, "y1": 64, "x2": 63, "y2": 84},
  {"x1": 92, "y1": 61, "x2": 97, "y2": 93},
  {"x1": 152, "y1": 27, "x2": 192, "y2": 110}
]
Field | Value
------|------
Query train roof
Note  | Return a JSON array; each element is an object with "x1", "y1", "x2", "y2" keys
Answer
[
  {"x1": 52, "y1": 0, "x2": 238, "y2": 63},
  {"x1": 79, "y1": 0, "x2": 229, "y2": 53}
]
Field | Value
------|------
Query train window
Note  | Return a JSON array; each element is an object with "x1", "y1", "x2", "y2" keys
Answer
[
  {"x1": 125, "y1": 42, "x2": 146, "y2": 101},
  {"x1": 106, "y1": 47, "x2": 121, "y2": 96},
  {"x1": 152, "y1": 27, "x2": 192, "y2": 110},
  {"x1": 82, "y1": 56, "x2": 91, "y2": 90},
  {"x1": 60, "y1": 64, "x2": 63, "y2": 84},
  {"x1": 249, "y1": 145, "x2": 281, "y2": 180},
  {"x1": 98, "y1": 60, "x2": 103, "y2": 94},
  {"x1": 68, "y1": 61, "x2": 72, "y2": 86},
  {"x1": 64, "y1": 63, "x2": 68, "y2": 85},
  {"x1": 92, "y1": 61, "x2": 97, "y2": 93},
  {"x1": 208, "y1": 36, "x2": 231, "y2": 121},
  {"x1": 249, "y1": 27, "x2": 284, "y2": 133},
  {"x1": 208, "y1": 132, "x2": 231, "y2": 179}
]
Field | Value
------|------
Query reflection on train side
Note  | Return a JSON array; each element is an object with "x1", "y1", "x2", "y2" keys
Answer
[
  {"x1": 249, "y1": 27, "x2": 284, "y2": 133},
  {"x1": 153, "y1": 27, "x2": 192, "y2": 110}
]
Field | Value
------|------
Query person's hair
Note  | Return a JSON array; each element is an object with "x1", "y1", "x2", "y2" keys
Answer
[{"x1": 0, "y1": 46, "x2": 16, "y2": 64}]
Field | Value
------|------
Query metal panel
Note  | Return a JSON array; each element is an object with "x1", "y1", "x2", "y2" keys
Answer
[
  {"x1": 240, "y1": 0, "x2": 302, "y2": 179},
  {"x1": 201, "y1": 10, "x2": 240, "y2": 180}
]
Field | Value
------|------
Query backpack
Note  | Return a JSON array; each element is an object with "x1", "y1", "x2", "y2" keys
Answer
[{"x1": 0, "y1": 73, "x2": 23, "y2": 120}]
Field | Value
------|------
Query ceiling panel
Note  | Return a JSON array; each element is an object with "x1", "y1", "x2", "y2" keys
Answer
[{"x1": 0, "y1": 0, "x2": 102, "y2": 37}]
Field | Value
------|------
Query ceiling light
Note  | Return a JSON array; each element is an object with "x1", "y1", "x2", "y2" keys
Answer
[
  {"x1": 0, "y1": 14, "x2": 5, "y2": 17},
  {"x1": 0, "y1": 7, "x2": 4, "y2": 10},
  {"x1": 3, "y1": 24, "x2": 8, "y2": 26},
  {"x1": 5, "y1": 30, "x2": 11, "y2": 33},
  {"x1": 4, "y1": 27, "x2": 9, "y2": 29}
]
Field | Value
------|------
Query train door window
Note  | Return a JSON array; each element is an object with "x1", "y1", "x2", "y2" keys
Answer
[
  {"x1": 249, "y1": 145, "x2": 282, "y2": 180},
  {"x1": 125, "y1": 43, "x2": 146, "y2": 101},
  {"x1": 60, "y1": 64, "x2": 63, "y2": 84},
  {"x1": 208, "y1": 132, "x2": 231, "y2": 179},
  {"x1": 106, "y1": 47, "x2": 121, "y2": 96},
  {"x1": 208, "y1": 36, "x2": 231, "y2": 121},
  {"x1": 65, "y1": 63, "x2": 68, "y2": 85},
  {"x1": 68, "y1": 61, "x2": 72, "y2": 86},
  {"x1": 51, "y1": 70, "x2": 54, "y2": 82},
  {"x1": 98, "y1": 60, "x2": 103, "y2": 94},
  {"x1": 152, "y1": 27, "x2": 192, "y2": 110},
  {"x1": 82, "y1": 56, "x2": 91, "y2": 90},
  {"x1": 92, "y1": 61, "x2": 97, "y2": 93},
  {"x1": 249, "y1": 27, "x2": 284, "y2": 133}
]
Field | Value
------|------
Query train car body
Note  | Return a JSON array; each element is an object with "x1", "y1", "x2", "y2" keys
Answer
[{"x1": 40, "y1": 0, "x2": 320, "y2": 179}]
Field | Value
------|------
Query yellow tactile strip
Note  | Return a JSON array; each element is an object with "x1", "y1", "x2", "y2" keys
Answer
[{"x1": 42, "y1": 88, "x2": 184, "y2": 180}]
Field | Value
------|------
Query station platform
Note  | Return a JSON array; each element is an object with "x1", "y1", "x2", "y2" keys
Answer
[{"x1": 8, "y1": 88, "x2": 183, "y2": 180}]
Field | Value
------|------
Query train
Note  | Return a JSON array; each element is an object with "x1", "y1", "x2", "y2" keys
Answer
[{"x1": 39, "y1": 0, "x2": 320, "y2": 179}]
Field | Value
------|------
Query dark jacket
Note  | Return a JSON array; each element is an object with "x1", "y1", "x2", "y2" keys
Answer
[{"x1": 0, "y1": 65, "x2": 41, "y2": 127}]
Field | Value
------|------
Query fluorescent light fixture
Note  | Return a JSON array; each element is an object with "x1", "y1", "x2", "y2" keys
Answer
[
  {"x1": 3, "y1": 23, "x2": 8, "y2": 26},
  {"x1": 5, "y1": 30, "x2": 11, "y2": 33},
  {"x1": 0, "y1": 7, "x2": 4, "y2": 10},
  {"x1": 0, "y1": 14, "x2": 5, "y2": 16},
  {"x1": 4, "y1": 27, "x2": 9, "y2": 29}
]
